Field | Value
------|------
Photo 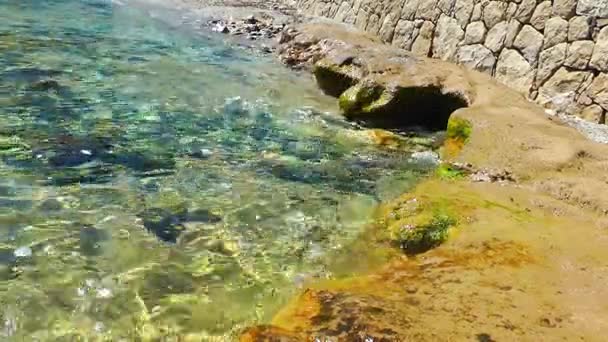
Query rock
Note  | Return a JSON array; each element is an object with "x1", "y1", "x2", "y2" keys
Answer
[
  {"x1": 471, "y1": 3, "x2": 482, "y2": 22},
  {"x1": 411, "y1": 21, "x2": 434, "y2": 56},
  {"x1": 587, "y1": 73, "x2": 608, "y2": 110},
  {"x1": 506, "y1": 2, "x2": 518, "y2": 21},
  {"x1": 379, "y1": 13, "x2": 399, "y2": 42},
  {"x1": 416, "y1": 0, "x2": 441, "y2": 21},
  {"x1": 245, "y1": 15, "x2": 258, "y2": 24},
  {"x1": 590, "y1": 27, "x2": 608, "y2": 72},
  {"x1": 515, "y1": 0, "x2": 536, "y2": 23},
  {"x1": 530, "y1": 1, "x2": 552, "y2": 30},
  {"x1": 568, "y1": 16, "x2": 591, "y2": 41},
  {"x1": 505, "y1": 20, "x2": 522, "y2": 48},
  {"x1": 565, "y1": 40, "x2": 594, "y2": 69},
  {"x1": 14, "y1": 246, "x2": 32, "y2": 258},
  {"x1": 438, "y1": 0, "x2": 457, "y2": 14},
  {"x1": 553, "y1": 0, "x2": 577, "y2": 19},
  {"x1": 483, "y1": 1, "x2": 507, "y2": 29},
  {"x1": 576, "y1": 0, "x2": 608, "y2": 18},
  {"x1": 402, "y1": 0, "x2": 420, "y2": 20},
  {"x1": 495, "y1": 49, "x2": 534, "y2": 94},
  {"x1": 513, "y1": 25, "x2": 544, "y2": 66},
  {"x1": 536, "y1": 43, "x2": 567, "y2": 87},
  {"x1": 409, "y1": 151, "x2": 441, "y2": 167},
  {"x1": 432, "y1": 15, "x2": 465, "y2": 61},
  {"x1": 30, "y1": 79, "x2": 61, "y2": 91},
  {"x1": 392, "y1": 20, "x2": 417, "y2": 50},
  {"x1": 484, "y1": 21, "x2": 508, "y2": 53},
  {"x1": 464, "y1": 21, "x2": 486, "y2": 45},
  {"x1": 578, "y1": 104, "x2": 605, "y2": 123},
  {"x1": 456, "y1": 44, "x2": 496, "y2": 73},
  {"x1": 454, "y1": 0, "x2": 475, "y2": 27},
  {"x1": 212, "y1": 23, "x2": 229, "y2": 34},
  {"x1": 537, "y1": 68, "x2": 594, "y2": 114},
  {"x1": 543, "y1": 17, "x2": 568, "y2": 49}
]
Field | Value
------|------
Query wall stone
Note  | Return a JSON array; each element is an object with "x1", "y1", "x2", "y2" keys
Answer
[{"x1": 292, "y1": 0, "x2": 608, "y2": 123}]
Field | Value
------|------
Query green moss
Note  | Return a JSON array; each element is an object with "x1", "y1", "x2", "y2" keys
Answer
[
  {"x1": 446, "y1": 117, "x2": 472, "y2": 142},
  {"x1": 436, "y1": 163, "x2": 465, "y2": 180},
  {"x1": 393, "y1": 210, "x2": 457, "y2": 254},
  {"x1": 338, "y1": 82, "x2": 384, "y2": 116}
]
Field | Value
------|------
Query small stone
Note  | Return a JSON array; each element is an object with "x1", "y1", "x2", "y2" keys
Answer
[
  {"x1": 568, "y1": 16, "x2": 591, "y2": 41},
  {"x1": 14, "y1": 246, "x2": 32, "y2": 258},
  {"x1": 513, "y1": 25, "x2": 544, "y2": 66},
  {"x1": 471, "y1": 3, "x2": 482, "y2": 22},
  {"x1": 464, "y1": 21, "x2": 486, "y2": 45},
  {"x1": 537, "y1": 68, "x2": 594, "y2": 114},
  {"x1": 530, "y1": 1, "x2": 552, "y2": 30},
  {"x1": 543, "y1": 17, "x2": 568, "y2": 49},
  {"x1": 505, "y1": 20, "x2": 522, "y2": 48},
  {"x1": 245, "y1": 15, "x2": 258, "y2": 24},
  {"x1": 565, "y1": 40, "x2": 594, "y2": 69},
  {"x1": 213, "y1": 24, "x2": 229, "y2": 34},
  {"x1": 454, "y1": 0, "x2": 475, "y2": 27}
]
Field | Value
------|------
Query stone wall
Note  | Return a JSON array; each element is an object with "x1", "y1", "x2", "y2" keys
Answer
[{"x1": 291, "y1": 0, "x2": 608, "y2": 123}]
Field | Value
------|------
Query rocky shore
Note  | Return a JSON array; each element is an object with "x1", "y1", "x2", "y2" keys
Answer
[{"x1": 135, "y1": 0, "x2": 608, "y2": 340}]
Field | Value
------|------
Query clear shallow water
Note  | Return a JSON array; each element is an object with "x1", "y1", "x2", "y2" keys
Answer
[{"x1": 0, "y1": 0, "x2": 436, "y2": 339}]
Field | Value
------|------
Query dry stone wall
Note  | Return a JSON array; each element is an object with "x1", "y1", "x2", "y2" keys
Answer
[{"x1": 291, "y1": 0, "x2": 608, "y2": 124}]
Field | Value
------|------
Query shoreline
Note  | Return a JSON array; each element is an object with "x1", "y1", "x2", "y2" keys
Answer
[{"x1": 124, "y1": 1, "x2": 608, "y2": 340}]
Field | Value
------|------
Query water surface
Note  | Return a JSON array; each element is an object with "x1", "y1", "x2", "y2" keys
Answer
[{"x1": 0, "y1": 0, "x2": 436, "y2": 339}]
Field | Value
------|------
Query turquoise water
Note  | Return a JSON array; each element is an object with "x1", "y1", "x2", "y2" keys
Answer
[{"x1": 0, "y1": 0, "x2": 436, "y2": 339}]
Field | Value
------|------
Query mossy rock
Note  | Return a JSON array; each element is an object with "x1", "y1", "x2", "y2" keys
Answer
[
  {"x1": 444, "y1": 116, "x2": 472, "y2": 157},
  {"x1": 338, "y1": 82, "x2": 386, "y2": 117},
  {"x1": 384, "y1": 195, "x2": 458, "y2": 254}
]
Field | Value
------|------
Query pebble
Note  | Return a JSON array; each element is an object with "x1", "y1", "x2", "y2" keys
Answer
[{"x1": 14, "y1": 246, "x2": 32, "y2": 258}]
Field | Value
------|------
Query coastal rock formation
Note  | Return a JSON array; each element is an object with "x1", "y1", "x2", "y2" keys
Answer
[{"x1": 289, "y1": 0, "x2": 608, "y2": 123}]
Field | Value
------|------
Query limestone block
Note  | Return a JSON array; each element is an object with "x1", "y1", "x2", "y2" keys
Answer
[
  {"x1": 392, "y1": 20, "x2": 417, "y2": 50},
  {"x1": 483, "y1": 1, "x2": 508, "y2": 29},
  {"x1": 536, "y1": 43, "x2": 567, "y2": 87},
  {"x1": 471, "y1": 3, "x2": 483, "y2": 22},
  {"x1": 335, "y1": 2, "x2": 356, "y2": 24},
  {"x1": 568, "y1": 16, "x2": 591, "y2": 41},
  {"x1": 454, "y1": 0, "x2": 475, "y2": 27},
  {"x1": 355, "y1": 9, "x2": 370, "y2": 30},
  {"x1": 416, "y1": 0, "x2": 441, "y2": 21},
  {"x1": 587, "y1": 73, "x2": 608, "y2": 110},
  {"x1": 432, "y1": 15, "x2": 465, "y2": 61},
  {"x1": 495, "y1": 49, "x2": 535, "y2": 94},
  {"x1": 402, "y1": 0, "x2": 420, "y2": 20},
  {"x1": 552, "y1": 0, "x2": 577, "y2": 19},
  {"x1": 456, "y1": 44, "x2": 496, "y2": 73},
  {"x1": 543, "y1": 17, "x2": 568, "y2": 49},
  {"x1": 565, "y1": 40, "x2": 594, "y2": 69},
  {"x1": 379, "y1": 12, "x2": 399, "y2": 42},
  {"x1": 537, "y1": 68, "x2": 594, "y2": 113},
  {"x1": 576, "y1": 0, "x2": 608, "y2": 18},
  {"x1": 513, "y1": 25, "x2": 544, "y2": 66},
  {"x1": 464, "y1": 21, "x2": 487, "y2": 45},
  {"x1": 530, "y1": 1, "x2": 552, "y2": 31},
  {"x1": 485, "y1": 21, "x2": 509, "y2": 53},
  {"x1": 515, "y1": 0, "x2": 536, "y2": 23},
  {"x1": 411, "y1": 21, "x2": 435, "y2": 56},
  {"x1": 506, "y1": 3, "x2": 518, "y2": 21},
  {"x1": 367, "y1": 13, "x2": 382, "y2": 35},
  {"x1": 438, "y1": 0, "x2": 457, "y2": 15},
  {"x1": 578, "y1": 104, "x2": 605, "y2": 123},
  {"x1": 505, "y1": 20, "x2": 522, "y2": 48},
  {"x1": 590, "y1": 27, "x2": 608, "y2": 72}
]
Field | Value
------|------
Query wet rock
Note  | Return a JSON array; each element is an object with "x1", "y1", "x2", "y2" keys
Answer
[
  {"x1": 79, "y1": 225, "x2": 109, "y2": 256},
  {"x1": 14, "y1": 246, "x2": 32, "y2": 258},
  {"x1": 29, "y1": 79, "x2": 61, "y2": 91}
]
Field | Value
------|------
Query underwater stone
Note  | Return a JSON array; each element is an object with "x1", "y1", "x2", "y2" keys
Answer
[{"x1": 14, "y1": 246, "x2": 32, "y2": 258}]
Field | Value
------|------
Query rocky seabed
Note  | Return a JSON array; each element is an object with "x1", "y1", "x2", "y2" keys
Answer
[{"x1": 290, "y1": 0, "x2": 608, "y2": 124}]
